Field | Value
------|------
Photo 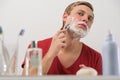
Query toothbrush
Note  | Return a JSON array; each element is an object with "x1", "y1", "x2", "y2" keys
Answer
[{"x1": 9, "y1": 29, "x2": 25, "y2": 74}]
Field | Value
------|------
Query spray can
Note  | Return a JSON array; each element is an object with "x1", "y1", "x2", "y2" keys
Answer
[{"x1": 102, "y1": 31, "x2": 119, "y2": 75}]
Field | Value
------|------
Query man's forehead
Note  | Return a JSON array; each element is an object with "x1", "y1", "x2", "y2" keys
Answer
[{"x1": 72, "y1": 5, "x2": 94, "y2": 16}]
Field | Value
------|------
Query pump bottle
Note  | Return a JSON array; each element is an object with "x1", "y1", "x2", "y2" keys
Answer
[{"x1": 26, "y1": 40, "x2": 42, "y2": 76}]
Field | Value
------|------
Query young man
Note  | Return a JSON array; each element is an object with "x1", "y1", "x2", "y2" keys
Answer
[{"x1": 22, "y1": 1, "x2": 102, "y2": 75}]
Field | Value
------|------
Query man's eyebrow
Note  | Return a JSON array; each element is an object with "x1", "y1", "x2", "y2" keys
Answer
[
  {"x1": 78, "y1": 10, "x2": 94, "y2": 17},
  {"x1": 78, "y1": 10, "x2": 84, "y2": 12}
]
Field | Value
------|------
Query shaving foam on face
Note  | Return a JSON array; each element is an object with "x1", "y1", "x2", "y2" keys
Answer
[
  {"x1": 70, "y1": 21, "x2": 89, "y2": 39},
  {"x1": 65, "y1": 16, "x2": 90, "y2": 39}
]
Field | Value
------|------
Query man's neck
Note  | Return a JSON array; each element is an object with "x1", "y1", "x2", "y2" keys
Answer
[{"x1": 63, "y1": 40, "x2": 82, "y2": 54}]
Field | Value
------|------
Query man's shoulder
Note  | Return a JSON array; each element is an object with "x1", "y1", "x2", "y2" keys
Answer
[
  {"x1": 38, "y1": 37, "x2": 52, "y2": 43},
  {"x1": 37, "y1": 37, "x2": 52, "y2": 47},
  {"x1": 82, "y1": 43, "x2": 101, "y2": 56}
]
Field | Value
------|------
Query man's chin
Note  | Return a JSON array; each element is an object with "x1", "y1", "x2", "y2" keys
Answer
[
  {"x1": 72, "y1": 33, "x2": 84, "y2": 41},
  {"x1": 73, "y1": 31, "x2": 87, "y2": 39},
  {"x1": 69, "y1": 28, "x2": 88, "y2": 39}
]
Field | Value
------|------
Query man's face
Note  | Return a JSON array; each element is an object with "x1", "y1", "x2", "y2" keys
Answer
[
  {"x1": 69, "y1": 5, "x2": 94, "y2": 29},
  {"x1": 63, "y1": 5, "x2": 94, "y2": 38}
]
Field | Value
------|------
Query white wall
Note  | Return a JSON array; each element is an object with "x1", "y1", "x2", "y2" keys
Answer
[{"x1": 0, "y1": 0, "x2": 120, "y2": 75}]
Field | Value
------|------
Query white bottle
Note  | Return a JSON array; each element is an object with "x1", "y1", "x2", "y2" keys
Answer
[
  {"x1": 102, "y1": 31, "x2": 119, "y2": 76},
  {"x1": 0, "y1": 26, "x2": 7, "y2": 75},
  {"x1": 26, "y1": 40, "x2": 42, "y2": 76}
]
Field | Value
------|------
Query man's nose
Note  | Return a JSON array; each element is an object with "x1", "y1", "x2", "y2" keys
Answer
[{"x1": 81, "y1": 15, "x2": 88, "y2": 23}]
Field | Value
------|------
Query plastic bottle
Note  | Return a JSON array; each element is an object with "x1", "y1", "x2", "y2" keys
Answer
[
  {"x1": 102, "y1": 31, "x2": 119, "y2": 76},
  {"x1": 26, "y1": 40, "x2": 42, "y2": 76},
  {"x1": 0, "y1": 26, "x2": 7, "y2": 75}
]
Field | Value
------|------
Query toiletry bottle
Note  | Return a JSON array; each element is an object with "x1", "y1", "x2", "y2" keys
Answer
[
  {"x1": 102, "y1": 31, "x2": 119, "y2": 75},
  {"x1": 0, "y1": 26, "x2": 7, "y2": 75},
  {"x1": 26, "y1": 40, "x2": 42, "y2": 76}
]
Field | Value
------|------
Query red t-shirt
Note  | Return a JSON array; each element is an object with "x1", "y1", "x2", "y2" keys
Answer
[{"x1": 22, "y1": 37, "x2": 102, "y2": 75}]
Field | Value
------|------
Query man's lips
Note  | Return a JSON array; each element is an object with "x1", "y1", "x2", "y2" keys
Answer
[{"x1": 77, "y1": 24, "x2": 87, "y2": 30}]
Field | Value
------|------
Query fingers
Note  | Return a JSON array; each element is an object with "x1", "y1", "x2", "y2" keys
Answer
[
  {"x1": 50, "y1": 28, "x2": 69, "y2": 52},
  {"x1": 55, "y1": 29, "x2": 66, "y2": 37},
  {"x1": 58, "y1": 32, "x2": 65, "y2": 39},
  {"x1": 53, "y1": 36, "x2": 66, "y2": 49},
  {"x1": 59, "y1": 37, "x2": 67, "y2": 46},
  {"x1": 79, "y1": 64, "x2": 93, "y2": 70},
  {"x1": 49, "y1": 29, "x2": 67, "y2": 55},
  {"x1": 53, "y1": 29, "x2": 67, "y2": 43},
  {"x1": 79, "y1": 64, "x2": 87, "y2": 69}
]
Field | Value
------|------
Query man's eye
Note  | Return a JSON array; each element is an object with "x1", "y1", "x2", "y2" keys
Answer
[
  {"x1": 78, "y1": 12, "x2": 84, "y2": 16},
  {"x1": 88, "y1": 16, "x2": 93, "y2": 21}
]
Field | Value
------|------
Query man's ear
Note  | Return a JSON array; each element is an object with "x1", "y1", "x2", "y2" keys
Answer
[{"x1": 62, "y1": 12, "x2": 68, "y2": 21}]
